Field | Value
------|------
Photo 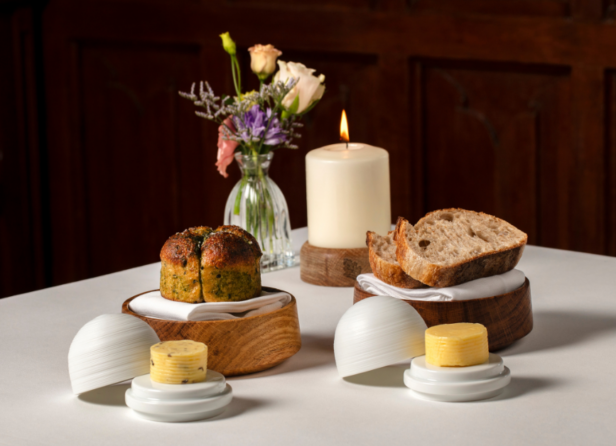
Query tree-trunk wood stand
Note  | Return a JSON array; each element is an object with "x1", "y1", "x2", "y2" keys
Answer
[
  {"x1": 353, "y1": 278, "x2": 533, "y2": 351},
  {"x1": 122, "y1": 287, "x2": 302, "y2": 377},
  {"x1": 300, "y1": 241, "x2": 372, "y2": 287}
]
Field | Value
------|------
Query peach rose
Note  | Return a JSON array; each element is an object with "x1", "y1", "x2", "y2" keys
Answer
[{"x1": 248, "y1": 44, "x2": 282, "y2": 81}]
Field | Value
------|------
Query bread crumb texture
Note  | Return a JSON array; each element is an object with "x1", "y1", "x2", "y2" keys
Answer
[
  {"x1": 371, "y1": 231, "x2": 399, "y2": 264},
  {"x1": 409, "y1": 209, "x2": 527, "y2": 266}
]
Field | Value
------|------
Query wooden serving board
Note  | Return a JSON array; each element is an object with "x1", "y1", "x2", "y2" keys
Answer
[
  {"x1": 300, "y1": 241, "x2": 371, "y2": 287},
  {"x1": 122, "y1": 287, "x2": 302, "y2": 377},
  {"x1": 354, "y1": 279, "x2": 533, "y2": 351}
]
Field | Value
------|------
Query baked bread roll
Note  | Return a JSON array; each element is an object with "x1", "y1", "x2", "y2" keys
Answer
[
  {"x1": 394, "y1": 209, "x2": 527, "y2": 287},
  {"x1": 160, "y1": 225, "x2": 262, "y2": 303},
  {"x1": 160, "y1": 226, "x2": 213, "y2": 303},
  {"x1": 200, "y1": 226, "x2": 262, "y2": 302},
  {"x1": 366, "y1": 231, "x2": 425, "y2": 289}
]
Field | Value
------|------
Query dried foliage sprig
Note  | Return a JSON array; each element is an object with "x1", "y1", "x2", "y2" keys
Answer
[{"x1": 179, "y1": 78, "x2": 303, "y2": 151}]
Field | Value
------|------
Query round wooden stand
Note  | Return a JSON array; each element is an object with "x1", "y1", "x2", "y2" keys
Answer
[
  {"x1": 353, "y1": 279, "x2": 533, "y2": 351},
  {"x1": 122, "y1": 287, "x2": 302, "y2": 377},
  {"x1": 300, "y1": 241, "x2": 372, "y2": 287}
]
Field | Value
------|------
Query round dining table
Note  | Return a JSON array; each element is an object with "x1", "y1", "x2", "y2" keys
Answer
[{"x1": 1, "y1": 227, "x2": 615, "y2": 446}]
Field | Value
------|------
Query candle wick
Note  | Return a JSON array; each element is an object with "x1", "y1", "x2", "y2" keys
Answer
[{"x1": 346, "y1": 141, "x2": 348, "y2": 149}]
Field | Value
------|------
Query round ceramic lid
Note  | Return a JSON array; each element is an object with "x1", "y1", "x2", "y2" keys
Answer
[
  {"x1": 334, "y1": 295, "x2": 428, "y2": 377},
  {"x1": 68, "y1": 314, "x2": 160, "y2": 395}
]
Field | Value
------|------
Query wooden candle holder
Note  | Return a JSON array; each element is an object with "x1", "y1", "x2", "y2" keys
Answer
[
  {"x1": 300, "y1": 241, "x2": 372, "y2": 287},
  {"x1": 122, "y1": 287, "x2": 302, "y2": 377},
  {"x1": 353, "y1": 278, "x2": 533, "y2": 351}
]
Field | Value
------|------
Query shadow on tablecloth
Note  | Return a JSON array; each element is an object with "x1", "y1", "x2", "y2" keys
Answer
[
  {"x1": 500, "y1": 310, "x2": 616, "y2": 356},
  {"x1": 343, "y1": 366, "x2": 563, "y2": 402},
  {"x1": 343, "y1": 365, "x2": 408, "y2": 388},
  {"x1": 79, "y1": 383, "x2": 271, "y2": 420},
  {"x1": 78, "y1": 382, "x2": 131, "y2": 406}
]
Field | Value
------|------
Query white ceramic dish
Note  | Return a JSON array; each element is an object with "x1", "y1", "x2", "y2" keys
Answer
[
  {"x1": 404, "y1": 353, "x2": 511, "y2": 402},
  {"x1": 131, "y1": 370, "x2": 226, "y2": 400},
  {"x1": 334, "y1": 295, "x2": 427, "y2": 377},
  {"x1": 125, "y1": 371, "x2": 233, "y2": 422},
  {"x1": 68, "y1": 314, "x2": 160, "y2": 395}
]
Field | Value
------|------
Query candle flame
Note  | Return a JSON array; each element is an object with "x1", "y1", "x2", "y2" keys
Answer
[{"x1": 340, "y1": 110, "x2": 349, "y2": 142}]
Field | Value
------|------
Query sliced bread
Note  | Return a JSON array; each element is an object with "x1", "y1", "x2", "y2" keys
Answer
[
  {"x1": 366, "y1": 231, "x2": 426, "y2": 289},
  {"x1": 394, "y1": 209, "x2": 527, "y2": 287}
]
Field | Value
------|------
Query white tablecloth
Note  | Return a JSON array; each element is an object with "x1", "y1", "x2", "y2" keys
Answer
[{"x1": 1, "y1": 227, "x2": 616, "y2": 446}]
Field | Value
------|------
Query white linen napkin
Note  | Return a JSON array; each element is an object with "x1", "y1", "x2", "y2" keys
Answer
[
  {"x1": 129, "y1": 290, "x2": 292, "y2": 321},
  {"x1": 356, "y1": 269, "x2": 525, "y2": 302}
]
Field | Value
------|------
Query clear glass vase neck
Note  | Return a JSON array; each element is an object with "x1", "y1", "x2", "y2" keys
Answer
[{"x1": 235, "y1": 152, "x2": 273, "y2": 177}]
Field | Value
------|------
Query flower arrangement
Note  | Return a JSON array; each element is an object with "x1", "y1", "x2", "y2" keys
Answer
[
  {"x1": 180, "y1": 33, "x2": 325, "y2": 177},
  {"x1": 179, "y1": 32, "x2": 325, "y2": 270}
]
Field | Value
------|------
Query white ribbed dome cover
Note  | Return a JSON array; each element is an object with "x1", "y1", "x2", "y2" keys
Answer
[
  {"x1": 68, "y1": 314, "x2": 160, "y2": 394},
  {"x1": 334, "y1": 296, "x2": 427, "y2": 377}
]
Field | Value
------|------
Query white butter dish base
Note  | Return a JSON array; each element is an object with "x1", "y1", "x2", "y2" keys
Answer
[
  {"x1": 404, "y1": 353, "x2": 511, "y2": 402},
  {"x1": 126, "y1": 370, "x2": 233, "y2": 422}
]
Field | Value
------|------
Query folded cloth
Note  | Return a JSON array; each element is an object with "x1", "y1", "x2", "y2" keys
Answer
[
  {"x1": 129, "y1": 290, "x2": 292, "y2": 321},
  {"x1": 356, "y1": 269, "x2": 526, "y2": 302}
]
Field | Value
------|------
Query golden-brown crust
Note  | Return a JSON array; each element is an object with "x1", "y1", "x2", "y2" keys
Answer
[
  {"x1": 187, "y1": 226, "x2": 213, "y2": 239},
  {"x1": 213, "y1": 225, "x2": 262, "y2": 258},
  {"x1": 201, "y1": 226, "x2": 262, "y2": 302},
  {"x1": 160, "y1": 228, "x2": 206, "y2": 267},
  {"x1": 160, "y1": 227, "x2": 213, "y2": 303},
  {"x1": 201, "y1": 231, "x2": 259, "y2": 269},
  {"x1": 395, "y1": 212, "x2": 527, "y2": 287},
  {"x1": 366, "y1": 231, "x2": 426, "y2": 289}
]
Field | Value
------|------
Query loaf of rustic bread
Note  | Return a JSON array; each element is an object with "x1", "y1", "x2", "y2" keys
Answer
[
  {"x1": 394, "y1": 209, "x2": 527, "y2": 287},
  {"x1": 366, "y1": 231, "x2": 425, "y2": 289},
  {"x1": 160, "y1": 225, "x2": 262, "y2": 303},
  {"x1": 200, "y1": 225, "x2": 262, "y2": 302},
  {"x1": 160, "y1": 226, "x2": 212, "y2": 303}
]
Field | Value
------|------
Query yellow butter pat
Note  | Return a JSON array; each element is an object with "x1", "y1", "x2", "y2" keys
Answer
[
  {"x1": 425, "y1": 323, "x2": 489, "y2": 367},
  {"x1": 150, "y1": 340, "x2": 207, "y2": 384}
]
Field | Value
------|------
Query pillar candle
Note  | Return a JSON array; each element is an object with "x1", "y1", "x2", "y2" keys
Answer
[{"x1": 305, "y1": 143, "x2": 391, "y2": 249}]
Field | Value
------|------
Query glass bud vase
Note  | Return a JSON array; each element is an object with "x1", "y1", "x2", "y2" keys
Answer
[{"x1": 224, "y1": 152, "x2": 295, "y2": 272}]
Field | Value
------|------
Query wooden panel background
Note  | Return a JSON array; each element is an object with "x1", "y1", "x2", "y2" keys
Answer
[
  {"x1": 416, "y1": 61, "x2": 572, "y2": 249},
  {"x1": 0, "y1": 5, "x2": 47, "y2": 298},
  {"x1": 2, "y1": 0, "x2": 616, "y2": 296}
]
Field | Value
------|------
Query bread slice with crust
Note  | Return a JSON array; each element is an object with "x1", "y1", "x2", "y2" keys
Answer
[
  {"x1": 394, "y1": 209, "x2": 527, "y2": 287},
  {"x1": 366, "y1": 231, "x2": 426, "y2": 289}
]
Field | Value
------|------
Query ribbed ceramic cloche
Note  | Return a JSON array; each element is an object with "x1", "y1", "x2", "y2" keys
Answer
[
  {"x1": 334, "y1": 295, "x2": 427, "y2": 377},
  {"x1": 68, "y1": 314, "x2": 160, "y2": 394}
]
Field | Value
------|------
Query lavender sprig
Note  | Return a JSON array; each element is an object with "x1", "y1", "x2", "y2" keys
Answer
[{"x1": 179, "y1": 78, "x2": 302, "y2": 153}]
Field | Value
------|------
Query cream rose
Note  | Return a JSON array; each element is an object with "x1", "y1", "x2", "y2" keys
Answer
[
  {"x1": 248, "y1": 44, "x2": 282, "y2": 81},
  {"x1": 273, "y1": 61, "x2": 325, "y2": 114}
]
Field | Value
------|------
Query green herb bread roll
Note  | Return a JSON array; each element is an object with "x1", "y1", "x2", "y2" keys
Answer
[
  {"x1": 160, "y1": 226, "x2": 213, "y2": 303},
  {"x1": 200, "y1": 226, "x2": 262, "y2": 302},
  {"x1": 159, "y1": 225, "x2": 262, "y2": 303}
]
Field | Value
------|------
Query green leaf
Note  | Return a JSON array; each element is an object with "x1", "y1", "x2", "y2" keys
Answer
[
  {"x1": 282, "y1": 95, "x2": 300, "y2": 119},
  {"x1": 288, "y1": 95, "x2": 300, "y2": 114}
]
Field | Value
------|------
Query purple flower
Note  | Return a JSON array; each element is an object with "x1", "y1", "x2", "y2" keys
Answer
[{"x1": 233, "y1": 105, "x2": 287, "y2": 147}]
